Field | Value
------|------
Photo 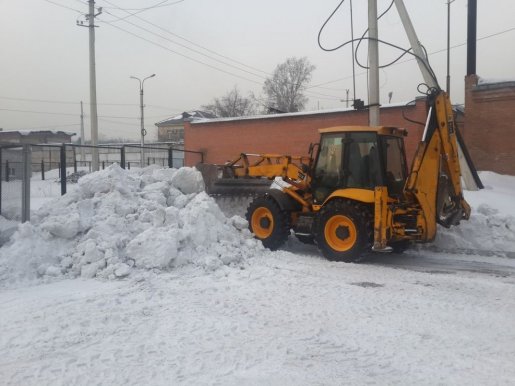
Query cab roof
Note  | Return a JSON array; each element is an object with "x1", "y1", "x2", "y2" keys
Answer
[{"x1": 318, "y1": 126, "x2": 407, "y2": 137}]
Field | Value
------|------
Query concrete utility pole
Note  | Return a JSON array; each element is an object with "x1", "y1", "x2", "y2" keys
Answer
[
  {"x1": 88, "y1": 0, "x2": 101, "y2": 171},
  {"x1": 368, "y1": 0, "x2": 380, "y2": 126},
  {"x1": 393, "y1": 0, "x2": 436, "y2": 89},
  {"x1": 393, "y1": 0, "x2": 479, "y2": 191},
  {"x1": 130, "y1": 74, "x2": 156, "y2": 167},
  {"x1": 446, "y1": 0, "x2": 455, "y2": 97},
  {"x1": 80, "y1": 101, "x2": 85, "y2": 162}
]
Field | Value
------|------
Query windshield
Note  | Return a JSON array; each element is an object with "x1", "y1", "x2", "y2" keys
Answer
[{"x1": 313, "y1": 132, "x2": 380, "y2": 202}]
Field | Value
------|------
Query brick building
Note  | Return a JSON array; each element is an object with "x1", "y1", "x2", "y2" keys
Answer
[
  {"x1": 463, "y1": 75, "x2": 515, "y2": 175},
  {"x1": 184, "y1": 98, "x2": 429, "y2": 167}
]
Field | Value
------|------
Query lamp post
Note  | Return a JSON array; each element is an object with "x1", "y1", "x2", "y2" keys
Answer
[{"x1": 130, "y1": 73, "x2": 155, "y2": 167}]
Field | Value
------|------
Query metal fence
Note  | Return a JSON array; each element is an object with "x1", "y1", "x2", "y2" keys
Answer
[{"x1": 0, "y1": 142, "x2": 203, "y2": 223}]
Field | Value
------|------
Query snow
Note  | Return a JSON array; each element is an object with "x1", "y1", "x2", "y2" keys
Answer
[
  {"x1": 0, "y1": 167, "x2": 515, "y2": 385},
  {"x1": 478, "y1": 76, "x2": 515, "y2": 86},
  {"x1": 0, "y1": 165, "x2": 262, "y2": 287}
]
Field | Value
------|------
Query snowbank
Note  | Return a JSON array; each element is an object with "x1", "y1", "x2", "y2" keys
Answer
[
  {"x1": 0, "y1": 165, "x2": 262, "y2": 287},
  {"x1": 430, "y1": 171, "x2": 515, "y2": 254}
]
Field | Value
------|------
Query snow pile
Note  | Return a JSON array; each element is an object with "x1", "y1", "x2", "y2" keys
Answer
[
  {"x1": 431, "y1": 172, "x2": 515, "y2": 254},
  {"x1": 0, "y1": 165, "x2": 262, "y2": 286}
]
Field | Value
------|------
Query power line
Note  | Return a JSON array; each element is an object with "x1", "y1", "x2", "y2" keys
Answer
[
  {"x1": 100, "y1": 0, "x2": 185, "y2": 12},
  {"x1": 0, "y1": 107, "x2": 170, "y2": 119},
  {"x1": 100, "y1": 9, "x2": 268, "y2": 81},
  {"x1": 0, "y1": 96, "x2": 138, "y2": 106},
  {"x1": 98, "y1": 20, "x2": 265, "y2": 86},
  {"x1": 42, "y1": 0, "x2": 83, "y2": 13},
  {"x1": 311, "y1": 25, "x2": 515, "y2": 89},
  {"x1": 18, "y1": 123, "x2": 81, "y2": 130},
  {"x1": 101, "y1": 0, "x2": 270, "y2": 76},
  {"x1": 98, "y1": 15, "x2": 341, "y2": 101},
  {"x1": 100, "y1": 0, "x2": 341, "y2": 100},
  {"x1": 0, "y1": 95, "x2": 185, "y2": 112}
]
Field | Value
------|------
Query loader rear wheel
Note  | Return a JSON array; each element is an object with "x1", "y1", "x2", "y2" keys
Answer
[
  {"x1": 246, "y1": 195, "x2": 291, "y2": 250},
  {"x1": 315, "y1": 199, "x2": 370, "y2": 263}
]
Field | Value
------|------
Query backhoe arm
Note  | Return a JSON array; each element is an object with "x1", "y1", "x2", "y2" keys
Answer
[{"x1": 404, "y1": 91, "x2": 472, "y2": 241}]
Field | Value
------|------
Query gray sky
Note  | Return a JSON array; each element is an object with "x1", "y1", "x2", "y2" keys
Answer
[{"x1": 1, "y1": 0, "x2": 514, "y2": 141}]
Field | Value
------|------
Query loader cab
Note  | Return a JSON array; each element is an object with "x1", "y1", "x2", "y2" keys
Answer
[{"x1": 312, "y1": 127, "x2": 408, "y2": 203}]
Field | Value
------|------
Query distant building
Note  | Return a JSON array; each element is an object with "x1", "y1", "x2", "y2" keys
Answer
[
  {"x1": 155, "y1": 111, "x2": 216, "y2": 143},
  {"x1": 0, "y1": 130, "x2": 75, "y2": 144},
  {"x1": 0, "y1": 130, "x2": 76, "y2": 178}
]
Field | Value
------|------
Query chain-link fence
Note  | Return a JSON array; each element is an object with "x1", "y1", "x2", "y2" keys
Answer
[
  {"x1": 0, "y1": 145, "x2": 26, "y2": 222},
  {"x1": 0, "y1": 142, "x2": 203, "y2": 223}
]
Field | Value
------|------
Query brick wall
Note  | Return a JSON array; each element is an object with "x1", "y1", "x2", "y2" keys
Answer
[
  {"x1": 184, "y1": 98, "x2": 428, "y2": 167},
  {"x1": 463, "y1": 75, "x2": 515, "y2": 175}
]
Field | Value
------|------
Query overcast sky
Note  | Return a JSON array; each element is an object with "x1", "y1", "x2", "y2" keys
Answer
[{"x1": 1, "y1": 0, "x2": 514, "y2": 141}]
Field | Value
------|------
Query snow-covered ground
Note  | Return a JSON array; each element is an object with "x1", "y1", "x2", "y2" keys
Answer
[{"x1": 1, "y1": 166, "x2": 514, "y2": 385}]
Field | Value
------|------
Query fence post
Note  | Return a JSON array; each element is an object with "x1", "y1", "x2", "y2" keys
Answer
[
  {"x1": 60, "y1": 144, "x2": 67, "y2": 195},
  {"x1": 73, "y1": 146, "x2": 77, "y2": 173},
  {"x1": 5, "y1": 160, "x2": 9, "y2": 182},
  {"x1": 128, "y1": 162, "x2": 131, "y2": 170},
  {"x1": 102, "y1": 161, "x2": 105, "y2": 170},
  {"x1": 168, "y1": 147, "x2": 173, "y2": 168},
  {"x1": 120, "y1": 146, "x2": 126, "y2": 169},
  {"x1": 21, "y1": 145, "x2": 31, "y2": 222},
  {"x1": 147, "y1": 157, "x2": 150, "y2": 166}
]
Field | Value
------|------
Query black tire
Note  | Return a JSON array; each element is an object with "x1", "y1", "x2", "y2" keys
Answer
[
  {"x1": 390, "y1": 240, "x2": 411, "y2": 254},
  {"x1": 246, "y1": 194, "x2": 291, "y2": 250},
  {"x1": 314, "y1": 199, "x2": 372, "y2": 262},
  {"x1": 295, "y1": 234, "x2": 315, "y2": 245}
]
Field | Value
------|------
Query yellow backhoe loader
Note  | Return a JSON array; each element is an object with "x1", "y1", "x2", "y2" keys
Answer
[{"x1": 198, "y1": 89, "x2": 483, "y2": 262}]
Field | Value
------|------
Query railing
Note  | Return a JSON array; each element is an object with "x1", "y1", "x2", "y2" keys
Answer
[{"x1": 0, "y1": 142, "x2": 204, "y2": 223}]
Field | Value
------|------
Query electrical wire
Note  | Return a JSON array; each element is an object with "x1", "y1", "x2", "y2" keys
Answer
[
  {"x1": 100, "y1": 0, "x2": 341, "y2": 101},
  {"x1": 101, "y1": 0, "x2": 270, "y2": 77},
  {"x1": 99, "y1": 0, "x2": 185, "y2": 11},
  {"x1": 318, "y1": 0, "x2": 440, "y2": 91},
  {"x1": 42, "y1": 0, "x2": 83, "y2": 14},
  {"x1": 98, "y1": 16, "x2": 341, "y2": 101},
  {"x1": 0, "y1": 107, "x2": 170, "y2": 120},
  {"x1": 19, "y1": 123, "x2": 81, "y2": 130},
  {"x1": 0, "y1": 96, "x2": 137, "y2": 106}
]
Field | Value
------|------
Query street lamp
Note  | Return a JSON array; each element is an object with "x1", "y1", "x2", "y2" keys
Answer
[{"x1": 130, "y1": 73, "x2": 156, "y2": 167}]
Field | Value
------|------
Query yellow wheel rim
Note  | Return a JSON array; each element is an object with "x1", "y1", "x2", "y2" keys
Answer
[
  {"x1": 324, "y1": 215, "x2": 357, "y2": 252},
  {"x1": 251, "y1": 207, "x2": 274, "y2": 239}
]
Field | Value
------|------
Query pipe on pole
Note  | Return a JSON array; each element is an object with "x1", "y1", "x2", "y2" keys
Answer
[{"x1": 467, "y1": 0, "x2": 477, "y2": 75}]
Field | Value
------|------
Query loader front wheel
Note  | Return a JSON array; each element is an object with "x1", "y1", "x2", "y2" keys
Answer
[
  {"x1": 315, "y1": 200, "x2": 370, "y2": 262},
  {"x1": 246, "y1": 195, "x2": 291, "y2": 250}
]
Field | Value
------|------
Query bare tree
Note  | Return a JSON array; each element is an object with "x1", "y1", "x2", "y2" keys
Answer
[
  {"x1": 203, "y1": 87, "x2": 256, "y2": 118},
  {"x1": 263, "y1": 57, "x2": 316, "y2": 113}
]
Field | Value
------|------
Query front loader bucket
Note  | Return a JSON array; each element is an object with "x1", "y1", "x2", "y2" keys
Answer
[{"x1": 196, "y1": 163, "x2": 272, "y2": 196}]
